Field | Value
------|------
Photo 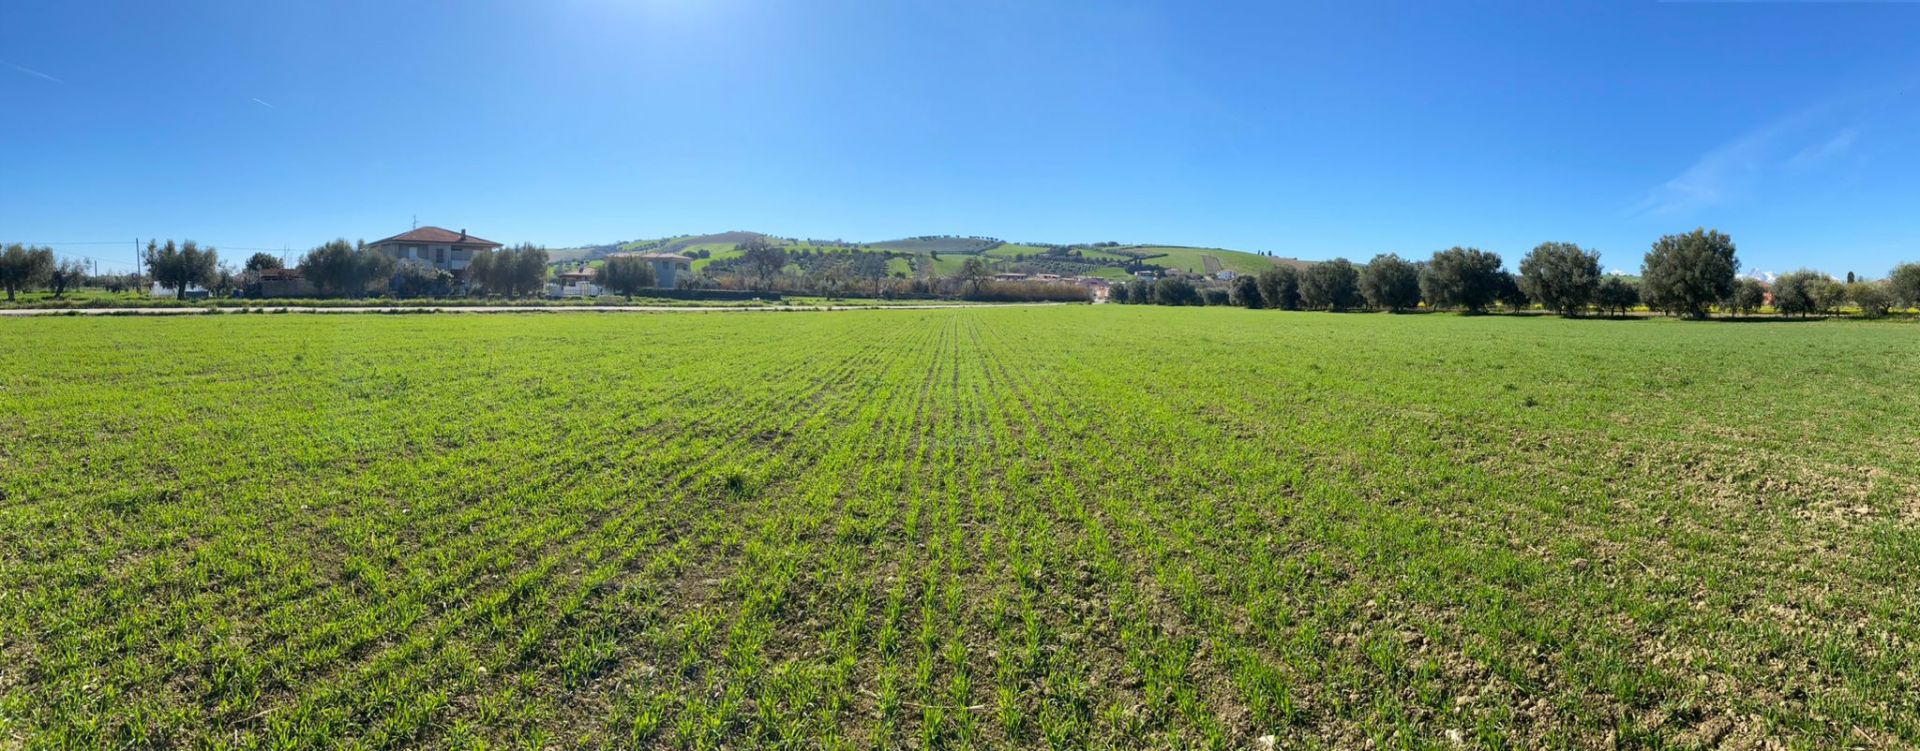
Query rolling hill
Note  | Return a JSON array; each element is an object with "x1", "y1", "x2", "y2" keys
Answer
[{"x1": 548, "y1": 232, "x2": 1312, "y2": 280}]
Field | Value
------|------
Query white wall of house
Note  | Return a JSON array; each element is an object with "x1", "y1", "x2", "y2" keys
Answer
[
  {"x1": 649, "y1": 260, "x2": 682, "y2": 288},
  {"x1": 377, "y1": 243, "x2": 477, "y2": 272},
  {"x1": 548, "y1": 281, "x2": 602, "y2": 298}
]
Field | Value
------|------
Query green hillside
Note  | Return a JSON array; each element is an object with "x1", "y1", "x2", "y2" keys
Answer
[
  {"x1": 1112, "y1": 245, "x2": 1280, "y2": 276},
  {"x1": 549, "y1": 232, "x2": 1312, "y2": 280}
]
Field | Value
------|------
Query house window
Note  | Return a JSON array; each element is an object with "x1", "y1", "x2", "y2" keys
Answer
[
  {"x1": 435, "y1": 247, "x2": 446, "y2": 263},
  {"x1": 407, "y1": 245, "x2": 422, "y2": 259}
]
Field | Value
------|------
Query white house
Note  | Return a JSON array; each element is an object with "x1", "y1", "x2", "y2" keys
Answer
[{"x1": 365, "y1": 227, "x2": 503, "y2": 275}]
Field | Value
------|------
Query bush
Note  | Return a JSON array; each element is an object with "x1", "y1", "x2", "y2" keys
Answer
[{"x1": 1200, "y1": 288, "x2": 1231, "y2": 306}]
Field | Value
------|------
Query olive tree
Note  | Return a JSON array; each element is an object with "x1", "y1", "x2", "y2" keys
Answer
[
  {"x1": 1595, "y1": 276, "x2": 1640, "y2": 317},
  {"x1": 738, "y1": 236, "x2": 788, "y2": 291},
  {"x1": 1813, "y1": 276, "x2": 1848, "y2": 315},
  {"x1": 143, "y1": 240, "x2": 219, "y2": 300},
  {"x1": 1358, "y1": 253, "x2": 1421, "y2": 312},
  {"x1": 1255, "y1": 266, "x2": 1301, "y2": 310},
  {"x1": 1299, "y1": 258, "x2": 1360, "y2": 311},
  {"x1": 244, "y1": 252, "x2": 284, "y2": 272},
  {"x1": 1640, "y1": 229, "x2": 1737, "y2": 318},
  {"x1": 48, "y1": 258, "x2": 88, "y2": 299},
  {"x1": 597, "y1": 255, "x2": 657, "y2": 300},
  {"x1": 1724, "y1": 277, "x2": 1767, "y2": 316},
  {"x1": 1229, "y1": 274, "x2": 1264, "y2": 308},
  {"x1": 1848, "y1": 281, "x2": 1892, "y2": 318},
  {"x1": 1495, "y1": 273, "x2": 1530, "y2": 311},
  {"x1": 1887, "y1": 262, "x2": 1920, "y2": 311},
  {"x1": 469, "y1": 243, "x2": 549, "y2": 298},
  {"x1": 1420, "y1": 247, "x2": 1505, "y2": 312},
  {"x1": 0, "y1": 244, "x2": 56, "y2": 301},
  {"x1": 1517, "y1": 242, "x2": 1601, "y2": 316},
  {"x1": 1153, "y1": 277, "x2": 1201, "y2": 306},
  {"x1": 1769, "y1": 270, "x2": 1832, "y2": 317},
  {"x1": 301, "y1": 239, "x2": 394, "y2": 298}
]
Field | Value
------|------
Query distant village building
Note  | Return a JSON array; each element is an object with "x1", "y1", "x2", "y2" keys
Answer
[
  {"x1": 365, "y1": 227, "x2": 503, "y2": 275},
  {"x1": 608, "y1": 252, "x2": 693, "y2": 288}
]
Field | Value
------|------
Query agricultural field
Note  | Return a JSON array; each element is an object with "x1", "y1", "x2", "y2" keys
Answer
[
  {"x1": 1117, "y1": 246, "x2": 1278, "y2": 276},
  {"x1": 2, "y1": 308, "x2": 1918, "y2": 750}
]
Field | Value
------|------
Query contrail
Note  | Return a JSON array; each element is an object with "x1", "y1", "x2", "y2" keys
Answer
[
  {"x1": 251, "y1": 97, "x2": 276, "y2": 109},
  {"x1": 2, "y1": 60, "x2": 63, "y2": 84}
]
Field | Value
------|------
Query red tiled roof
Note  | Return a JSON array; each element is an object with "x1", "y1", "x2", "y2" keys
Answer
[{"x1": 367, "y1": 226, "x2": 503, "y2": 248}]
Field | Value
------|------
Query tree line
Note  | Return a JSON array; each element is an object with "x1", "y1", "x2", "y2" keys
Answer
[
  {"x1": 1112, "y1": 229, "x2": 1920, "y2": 319},
  {"x1": 13, "y1": 227, "x2": 1918, "y2": 312}
]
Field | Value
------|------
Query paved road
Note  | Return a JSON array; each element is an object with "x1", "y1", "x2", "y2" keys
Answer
[{"x1": 0, "y1": 303, "x2": 1061, "y2": 316}]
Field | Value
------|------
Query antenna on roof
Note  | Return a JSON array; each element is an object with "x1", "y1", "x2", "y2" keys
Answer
[{"x1": 412, "y1": 214, "x2": 418, "y2": 230}]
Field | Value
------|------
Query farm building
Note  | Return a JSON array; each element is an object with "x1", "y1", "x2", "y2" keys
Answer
[
  {"x1": 365, "y1": 227, "x2": 503, "y2": 275},
  {"x1": 252, "y1": 267, "x2": 316, "y2": 297}
]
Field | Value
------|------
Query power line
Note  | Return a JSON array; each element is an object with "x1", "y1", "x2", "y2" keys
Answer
[{"x1": 5, "y1": 241, "x2": 291, "y2": 251}]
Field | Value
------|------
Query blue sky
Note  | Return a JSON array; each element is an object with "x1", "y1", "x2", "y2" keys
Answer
[{"x1": 3, "y1": 1, "x2": 1918, "y2": 276}]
